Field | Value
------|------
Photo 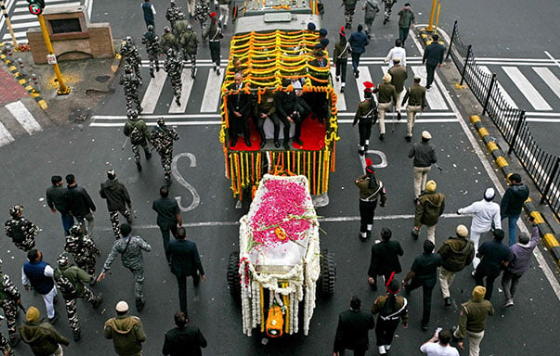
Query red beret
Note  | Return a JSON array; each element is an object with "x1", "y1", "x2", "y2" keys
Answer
[
  {"x1": 210, "y1": 12, "x2": 216, "y2": 18},
  {"x1": 340, "y1": 26, "x2": 346, "y2": 36},
  {"x1": 363, "y1": 81, "x2": 374, "y2": 93}
]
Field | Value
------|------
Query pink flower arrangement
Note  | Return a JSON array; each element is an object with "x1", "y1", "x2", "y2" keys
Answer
[{"x1": 249, "y1": 179, "x2": 313, "y2": 250}]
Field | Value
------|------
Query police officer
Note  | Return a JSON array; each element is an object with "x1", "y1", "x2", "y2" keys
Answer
[
  {"x1": 4, "y1": 205, "x2": 39, "y2": 252},
  {"x1": 151, "y1": 118, "x2": 180, "y2": 185},
  {"x1": 100, "y1": 170, "x2": 133, "y2": 239},
  {"x1": 160, "y1": 26, "x2": 179, "y2": 54},
  {"x1": 123, "y1": 109, "x2": 152, "y2": 171},
  {"x1": 98, "y1": 224, "x2": 152, "y2": 312},
  {"x1": 388, "y1": 57, "x2": 407, "y2": 121},
  {"x1": 0, "y1": 260, "x2": 22, "y2": 347},
  {"x1": 119, "y1": 64, "x2": 143, "y2": 112},
  {"x1": 203, "y1": 12, "x2": 223, "y2": 75},
  {"x1": 142, "y1": 25, "x2": 160, "y2": 78},
  {"x1": 164, "y1": 48, "x2": 183, "y2": 106},
  {"x1": 353, "y1": 81, "x2": 378, "y2": 155},
  {"x1": 373, "y1": 74, "x2": 397, "y2": 141},
  {"x1": 166, "y1": 0, "x2": 183, "y2": 31},
  {"x1": 401, "y1": 75, "x2": 426, "y2": 141},
  {"x1": 179, "y1": 24, "x2": 199, "y2": 79},
  {"x1": 355, "y1": 160, "x2": 387, "y2": 240},
  {"x1": 53, "y1": 252, "x2": 103, "y2": 341},
  {"x1": 342, "y1": 0, "x2": 358, "y2": 30},
  {"x1": 64, "y1": 225, "x2": 101, "y2": 283},
  {"x1": 120, "y1": 36, "x2": 142, "y2": 83}
]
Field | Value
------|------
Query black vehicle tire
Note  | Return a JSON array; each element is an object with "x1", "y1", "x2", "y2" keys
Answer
[
  {"x1": 320, "y1": 250, "x2": 336, "y2": 295},
  {"x1": 227, "y1": 251, "x2": 242, "y2": 300}
]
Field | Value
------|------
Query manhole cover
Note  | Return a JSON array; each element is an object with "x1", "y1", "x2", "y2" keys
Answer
[{"x1": 96, "y1": 75, "x2": 110, "y2": 83}]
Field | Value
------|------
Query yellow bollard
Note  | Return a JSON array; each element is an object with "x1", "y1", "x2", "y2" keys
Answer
[
  {"x1": 37, "y1": 14, "x2": 70, "y2": 95},
  {"x1": 426, "y1": 0, "x2": 438, "y2": 32},
  {"x1": 435, "y1": 2, "x2": 441, "y2": 36}
]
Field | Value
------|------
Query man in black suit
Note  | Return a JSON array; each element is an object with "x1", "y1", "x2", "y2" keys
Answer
[
  {"x1": 152, "y1": 185, "x2": 182, "y2": 264},
  {"x1": 167, "y1": 227, "x2": 205, "y2": 316},
  {"x1": 277, "y1": 78, "x2": 311, "y2": 147},
  {"x1": 422, "y1": 34, "x2": 445, "y2": 89},
  {"x1": 333, "y1": 296, "x2": 375, "y2": 356},
  {"x1": 368, "y1": 228, "x2": 404, "y2": 291},
  {"x1": 162, "y1": 311, "x2": 207, "y2": 356},
  {"x1": 227, "y1": 72, "x2": 252, "y2": 147}
]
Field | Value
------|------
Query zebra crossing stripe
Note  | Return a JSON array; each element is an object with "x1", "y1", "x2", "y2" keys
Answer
[
  {"x1": 357, "y1": 66, "x2": 377, "y2": 104},
  {"x1": 169, "y1": 69, "x2": 195, "y2": 113},
  {"x1": 329, "y1": 67, "x2": 346, "y2": 111},
  {"x1": 140, "y1": 70, "x2": 167, "y2": 114},
  {"x1": 479, "y1": 66, "x2": 518, "y2": 109},
  {"x1": 0, "y1": 122, "x2": 15, "y2": 147},
  {"x1": 411, "y1": 66, "x2": 447, "y2": 110},
  {"x1": 200, "y1": 68, "x2": 224, "y2": 113},
  {"x1": 502, "y1": 66, "x2": 552, "y2": 111},
  {"x1": 5, "y1": 101, "x2": 41, "y2": 134},
  {"x1": 533, "y1": 67, "x2": 560, "y2": 101}
]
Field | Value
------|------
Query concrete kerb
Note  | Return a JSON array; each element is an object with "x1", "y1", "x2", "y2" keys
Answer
[
  {"x1": 0, "y1": 42, "x2": 48, "y2": 110},
  {"x1": 471, "y1": 115, "x2": 560, "y2": 266}
]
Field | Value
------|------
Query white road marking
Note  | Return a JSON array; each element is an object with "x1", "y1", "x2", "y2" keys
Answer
[
  {"x1": 330, "y1": 67, "x2": 347, "y2": 111},
  {"x1": 140, "y1": 70, "x2": 167, "y2": 114},
  {"x1": 479, "y1": 65, "x2": 518, "y2": 109},
  {"x1": 5, "y1": 101, "x2": 41, "y2": 134},
  {"x1": 411, "y1": 66, "x2": 448, "y2": 110},
  {"x1": 200, "y1": 68, "x2": 224, "y2": 112},
  {"x1": 2, "y1": 32, "x2": 26, "y2": 41},
  {"x1": 413, "y1": 27, "x2": 560, "y2": 302},
  {"x1": 357, "y1": 66, "x2": 376, "y2": 103},
  {"x1": 502, "y1": 66, "x2": 552, "y2": 111},
  {"x1": 0, "y1": 122, "x2": 15, "y2": 147},
  {"x1": 9, "y1": 21, "x2": 38, "y2": 29},
  {"x1": 544, "y1": 50, "x2": 560, "y2": 70},
  {"x1": 0, "y1": 0, "x2": 15, "y2": 33},
  {"x1": 533, "y1": 67, "x2": 560, "y2": 101},
  {"x1": 168, "y1": 69, "x2": 194, "y2": 113},
  {"x1": 172, "y1": 153, "x2": 201, "y2": 212}
]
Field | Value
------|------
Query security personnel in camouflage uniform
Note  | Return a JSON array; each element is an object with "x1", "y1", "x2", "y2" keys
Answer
[
  {"x1": 342, "y1": 0, "x2": 358, "y2": 29},
  {"x1": 195, "y1": 0, "x2": 211, "y2": 32},
  {"x1": 164, "y1": 48, "x2": 183, "y2": 106},
  {"x1": 119, "y1": 64, "x2": 143, "y2": 112},
  {"x1": 120, "y1": 36, "x2": 142, "y2": 83},
  {"x1": 401, "y1": 75, "x2": 426, "y2": 141},
  {"x1": 151, "y1": 118, "x2": 180, "y2": 185},
  {"x1": 160, "y1": 26, "x2": 179, "y2": 54},
  {"x1": 166, "y1": 0, "x2": 183, "y2": 31},
  {"x1": 173, "y1": 11, "x2": 190, "y2": 39},
  {"x1": 98, "y1": 224, "x2": 152, "y2": 312},
  {"x1": 123, "y1": 109, "x2": 152, "y2": 171},
  {"x1": 382, "y1": 0, "x2": 397, "y2": 25},
  {"x1": 0, "y1": 330, "x2": 14, "y2": 356},
  {"x1": 4, "y1": 205, "x2": 39, "y2": 252},
  {"x1": 64, "y1": 225, "x2": 101, "y2": 281},
  {"x1": 179, "y1": 24, "x2": 199, "y2": 79},
  {"x1": 353, "y1": 81, "x2": 378, "y2": 155},
  {"x1": 355, "y1": 160, "x2": 387, "y2": 240},
  {"x1": 0, "y1": 260, "x2": 22, "y2": 347},
  {"x1": 100, "y1": 170, "x2": 133, "y2": 239},
  {"x1": 142, "y1": 25, "x2": 160, "y2": 78},
  {"x1": 54, "y1": 253, "x2": 103, "y2": 342}
]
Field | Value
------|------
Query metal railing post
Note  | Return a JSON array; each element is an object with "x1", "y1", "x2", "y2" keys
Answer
[
  {"x1": 459, "y1": 45, "x2": 472, "y2": 86},
  {"x1": 508, "y1": 110, "x2": 525, "y2": 155},
  {"x1": 445, "y1": 20, "x2": 457, "y2": 61},
  {"x1": 482, "y1": 73, "x2": 496, "y2": 116},
  {"x1": 541, "y1": 157, "x2": 560, "y2": 204}
]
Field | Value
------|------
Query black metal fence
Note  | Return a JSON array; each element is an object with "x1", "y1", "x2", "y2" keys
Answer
[{"x1": 446, "y1": 20, "x2": 560, "y2": 220}]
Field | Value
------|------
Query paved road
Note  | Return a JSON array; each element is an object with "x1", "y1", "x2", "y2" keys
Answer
[{"x1": 1, "y1": 1, "x2": 560, "y2": 356}]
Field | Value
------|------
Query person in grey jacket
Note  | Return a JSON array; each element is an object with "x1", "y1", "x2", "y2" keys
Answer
[
  {"x1": 363, "y1": 0, "x2": 380, "y2": 37},
  {"x1": 408, "y1": 131, "x2": 437, "y2": 201},
  {"x1": 100, "y1": 170, "x2": 133, "y2": 239},
  {"x1": 501, "y1": 216, "x2": 540, "y2": 307}
]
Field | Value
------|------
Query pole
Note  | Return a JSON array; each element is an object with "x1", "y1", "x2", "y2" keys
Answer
[
  {"x1": 426, "y1": 0, "x2": 438, "y2": 32},
  {"x1": 435, "y1": 1, "x2": 441, "y2": 35},
  {"x1": 0, "y1": 0, "x2": 18, "y2": 47},
  {"x1": 459, "y1": 45, "x2": 472, "y2": 86},
  {"x1": 37, "y1": 14, "x2": 70, "y2": 95},
  {"x1": 482, "y1": 73, "x2": 496, "y2": 116},
  {"x1": 446, "y1": 20, "x2": 457, "y2": 61},
  {"x1": 541, "y1": 156, "x2": 560, "y2": 204},
  {"x1": 508, "y1": 110, "x2": 525, "y2": 155}
]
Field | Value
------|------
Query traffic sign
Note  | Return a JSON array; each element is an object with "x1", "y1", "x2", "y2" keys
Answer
[{"x1": 28, "y1": 4, "x2": 42, "y2": 15}]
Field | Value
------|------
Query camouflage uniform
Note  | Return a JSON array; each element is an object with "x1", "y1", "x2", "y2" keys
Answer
[
  {"x1": 120, "y1": 37, "x2": 142, "y2": 83},
  {"x1": 0, "y1": 270, "x2": 21, "y2": 344},
  {"x1": 64, "y1": 228, "x2": 101, "y2": 276},
  {"x1": 142, "y1": 25, "x2": 160, "y2": 78},
  {"x1": 102, "y1": 234, "x2": 152, "y2": 304},
  {"x1": 164, "y1": 49, "x2": 183, "y2": 106},
  {"x1": 0, "y1": 333, "x2": 13, "y2": 356},
  {"x1": 100, "y1": 173, "x2": 133, "y2": 239},
  {"x1": 382, "y1": 0, "x2": 397, "y2": 24},
  {"x1": 151, "y1": 119, "x2": 180, "y2": 184},
  {"x1": 123, "y1": 110, "x2": 152, "y2": 171},
  {"x1": 160, "y1": 27, "x2": 179, "y2": 54},
  {"x1": 343, "y1": 0, "x2": 358, "y2": 29},
  {"x1": 165, "y1": 3, "x2": 183, "y2": 31},
  {"x1": 179, "y1": 25, "x2": 199, "y2": 79},
  {"x1": 4, "y1": 206, "x2": 39, "y2": 252},
  {"x1": 195, "y1": 0, "x2": 211, "y2": 32},
  {"x1": 119, "y1": 65, "x2": 143, "y2": 112},
  {"x1": 54, "y1": 254, "x2": 102, "y2": 341}
]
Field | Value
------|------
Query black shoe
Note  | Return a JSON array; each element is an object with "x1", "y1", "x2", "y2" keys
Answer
[
  {"x1": 421, "y1": 324, "x2": 429, "y2": 332},
  {"x1": 138, "y1": 106, "x2": 143, "y2": 114},
  {"x1": 136, "y1": 162, "x2": 142, "y2": 171},
  {"x1": 260, "y1": 139, "x2": 266, "y2": 149},
  {"x1": 293, "y1": 137, "x2": 303, "y2": 146},
  {"x1": 156, "y1": 66, "x2": 160, "y2": 72},
  {"x1": 175, "y1": 98, "x2": 181, "y2": 106},
  {"x1": 53, "y1": 295, "x2": 58, "y2": 304},
  {"x1": 358, "y1": 149, "x2": 364, "y2": 156},
  {"x1": 73, "y1": 329, "x2": 81, "y2": 342},
  {"x1": 283, "y1": 140, "x2": 290, "y2": 150},
  {"x1": 145, "y1": 151, "x2": 152, "y2": 160},
  {"x1": 383, "y1": 18, "x2": 388, "y2": 25},
  {"x1": 216, "y1": 68, "x2": 221, "y2": 76},
  {"x1": 165, "y1": 177, "x2": 172, "y2": 186},
  {"x1": 405, "y1": 135, "x2": 412, "y2": 142},
  {"x1": 341, "y1": 84, "x2": 345, "y2": 93},
  {"x1": 274, "y1": 140, "x2": 280, "y2": 148},
  {"x1": 245, "y1": 138, "x2": 252, "y2": 147},
  {"x1": 346, "y1": 23, "x2": 351, "y2": 30},
  {"x1": 93, "y1": 293, "x2": 103, "y2": 309},
  {"x1": 379, "y1": 134, "x2": 384, "y2": 141},
  {"x1": 136, "y1": 298, "x2": 145, "y2": 312},
  {"x1": 230, "y1": 137, "x2": 238, "y2": 147},
  {"x1": 150, "y1": 70, "x2": 155, "y2": 78},
  {"x1": 411, "y1": 230, "x2": 419, "y2": 240},
  {"x1": 445, "y1": 297, "x2": 452, "y2": 307},
  {"x1": 397, "y1": 112, "x2": 402, "y2": 121},
  {"x1": 359, "y1": 233, "x2": 367, "y2": 241},
  {"x1": 9, "y1": 334, "x2": 20, "y2": 347},
  {"x1": 48, "y1": 313, "x2": 60, "y2": 324},
  {"x1": 425, "y1": 85, "x2": 431, "y2": 89}
]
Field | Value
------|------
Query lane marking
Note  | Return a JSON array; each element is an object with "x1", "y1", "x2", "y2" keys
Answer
[
  {"x1": 330, "y1": 67, "x2": 347, "y2": 111},
  {"x1": 357, "y1": 66, "x2": 376, "y2": 103},
  {"x1": 502, "y1": 66, "x2": 552, "y2": 111},
  {"x1": 479, "y1": 65, "x2": 518, "y2": 109},
  {"x1": 5, "y1": 101, "x2": 41, "y2": 134},
  {"x1": 200, "y1": 68, "x2": 224, "y2": 112},
  {"x1": 140, "y1": 70, "x2": 167, "y2": 114},
  {"x1": 544, "y1": 50, "x2": 560, "y2": 70},
  {"x1": 172, "y1": 153, "x2": 201, "y2": 212},
  {"x1": 0, "y1": 0, "x2": 15, "y2": 33},
  {"x1": 411, "y1": 66, "x2": 448, "y2": 110},
  {"x1": 0, "y1": 122, "x2": 15, "y2": 147},
  {"x1": 168, "y1": 69, "x2": 194, "y2": 113},
  {"x1": 533, "y1": 67, "x2": 560, "y2": 101}
]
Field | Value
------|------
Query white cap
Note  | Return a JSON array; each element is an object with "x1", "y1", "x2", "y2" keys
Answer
[
  {"x1": 422, "y1": 131, "x2": 432, "y2": 140},
  {"x1": 116, "y1": 301, "x2": 129, "y2": 312},
  {"x1": 484, "y1": 187, "x2": 495, "y2": 200}
]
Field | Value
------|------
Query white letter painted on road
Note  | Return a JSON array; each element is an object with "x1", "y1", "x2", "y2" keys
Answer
[
  {"x1": 172, "y1": 153, "x2": 201, "y2": 212},
  {"x1": 360, "y1": 150, "x2": 388, "y2": 171}
]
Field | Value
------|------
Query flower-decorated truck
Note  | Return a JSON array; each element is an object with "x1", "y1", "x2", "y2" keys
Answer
[
  {"x1": 220, "y1": 0, "x2": 339, "y2": 206},
  {"x1": 227, "y1": 174, "x2": 335, "y2": 337}
]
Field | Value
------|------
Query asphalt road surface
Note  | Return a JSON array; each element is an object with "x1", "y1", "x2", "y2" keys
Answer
[{"x1": 1, "y1": 1, "x2": 560, "y2": 356}]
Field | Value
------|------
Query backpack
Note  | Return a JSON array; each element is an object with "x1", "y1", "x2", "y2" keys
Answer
[{"x1": 124, "y1": 122, "x2": 145, "y2": 144}]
